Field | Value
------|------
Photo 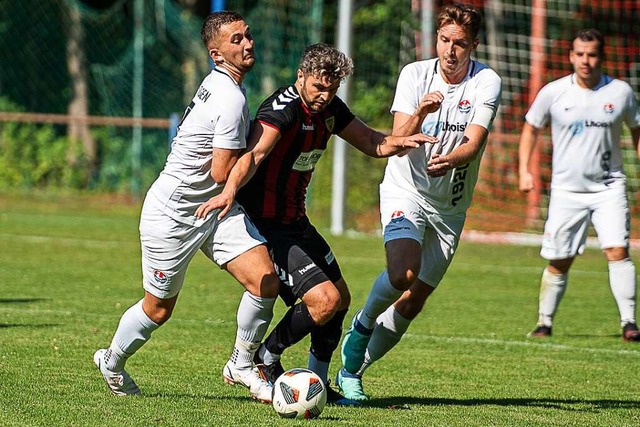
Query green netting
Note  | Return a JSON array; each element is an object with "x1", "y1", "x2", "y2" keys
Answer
[{"x1": 1, "y1": 0, "x2": 639, "y2": 233}]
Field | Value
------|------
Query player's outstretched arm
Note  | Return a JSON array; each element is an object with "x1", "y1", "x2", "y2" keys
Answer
[
  {"x1": 195, "y1": 122, "x2": 281, "y2": 220},
  {"x1": 338, "y1": 117, "x2": 436, "y2": 158},
  {"x1": 518, "y1": 122, "x2": 540, "y2": 193}
]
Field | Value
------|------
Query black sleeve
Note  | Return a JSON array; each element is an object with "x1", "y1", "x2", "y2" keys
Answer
[
  {"x1": 330, "y1": 96, "x2": 356, "y2": 134},
  {"x1": 255, "y1": 86, "x2": 299, "y2": 132}
]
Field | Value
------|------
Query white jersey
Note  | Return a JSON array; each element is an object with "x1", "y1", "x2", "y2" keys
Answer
[
  {"x1": 147, "y1": 67, "x2": 250, "y2": 225},
  {"x1": 385, "y1": 58, "x2": 501, "y2": 215},
  {"x1": 526, "y1": 74, "x2": 640, "y2": 192}
]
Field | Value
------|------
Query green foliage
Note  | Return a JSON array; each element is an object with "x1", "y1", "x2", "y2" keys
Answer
[
  {"x1": 0, "y1": 99, "x2": 83, "y2": 189},
  {"x1": 0, "y1": 97, "x2": 168, "y2": 192},
  {"x1": 350, "y1": 0, "x2": 416, "y2": 126}
]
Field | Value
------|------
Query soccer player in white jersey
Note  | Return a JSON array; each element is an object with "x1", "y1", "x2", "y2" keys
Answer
[
  {"x1": 337, "y1": 3, "x2": 502, "y2": 400},
  {"x1": 92, "y1": 11, "x2": 280, "y2": 402},
  {"x1": 518, "y1": 28, "x2": 640, "y2": 341}
]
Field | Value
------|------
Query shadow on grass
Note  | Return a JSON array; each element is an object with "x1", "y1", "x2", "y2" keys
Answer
[
  {"x1": 0, "y1": 323, "x2": 61, "y2": 328},
  {"x1": 0, "y1": 298, "x2": 51, "y2": 304},
  {"x1": 365, "y1": 396, "x2": 640, "y2": 412}
]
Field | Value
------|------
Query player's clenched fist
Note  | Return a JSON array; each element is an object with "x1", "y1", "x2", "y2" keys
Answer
[
  {"x1": 416, "y1": 91, "x2": 444, "y2": 117},
  {"x1": 519, "y1": 171, "x2": 534, "y2": 193}
]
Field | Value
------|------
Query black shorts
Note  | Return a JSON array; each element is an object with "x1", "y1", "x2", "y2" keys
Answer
[{"x1": 254, "y1": 217, "x2": 342, "y2": 306}]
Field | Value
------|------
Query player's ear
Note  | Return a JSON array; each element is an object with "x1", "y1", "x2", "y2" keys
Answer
[
  {"x1": 210, "y1": 48, "x2": 223, "y2": 65},
  {"x1": 296, "y1": 69, "x2": 304, "y2": 86},
  {"x1": 472, "y1": 39, "x2": 479, "y2": 51}
]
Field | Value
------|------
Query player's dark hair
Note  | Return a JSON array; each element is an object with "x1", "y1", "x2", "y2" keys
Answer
[
  {"x1": 574, "y1": 28, "x2": 605, "y2": 56},
  {"x1": 200, "y1": 11, "x2": 245, "y2": 49},
  {"x1": 436, "y1": 3, "x2": 482, "y2": 40},
  {"x1": 298, "y1": 43, "x2": 354, "y2": 81}
]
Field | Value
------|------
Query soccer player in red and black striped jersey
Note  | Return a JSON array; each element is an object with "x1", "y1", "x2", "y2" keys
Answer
[{"x1": 196, "y1": 43, "x2": 433, "y2": 405}]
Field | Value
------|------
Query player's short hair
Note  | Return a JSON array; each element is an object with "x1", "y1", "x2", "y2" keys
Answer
[
  {"x1": 436, "y1": 3, "x2": 482, "y2": 40},
  {"x1": 200, "y1": 11, "x2": 245, "y2": 49},
  {"x1": 298, "y1": 43, "x2": 354, "y2": 82},
  {"x1": 573, "y1": 28, "x2": 605, "y2": 56}
]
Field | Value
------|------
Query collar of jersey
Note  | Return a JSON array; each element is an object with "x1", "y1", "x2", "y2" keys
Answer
[
  {"x1": 435, "y1": 59, "x2": 476, "y2": 85},
  {"x1": 212, "y1": 65, "x2": 241, "y2": 86},
  {"x1": 570, "y1": 73, "x2": 610, "y2": 91}
]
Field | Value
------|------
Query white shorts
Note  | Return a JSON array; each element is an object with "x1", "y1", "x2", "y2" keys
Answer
[
  {"x1": 139, "y1": 194, "x2": 266, "y2": 299},
  {"x1": 541, "y1": 183, "x2": 630, "y2": 260},
  {"x1": 380, "y1": 185, "x2": 465, "y2": 287}
]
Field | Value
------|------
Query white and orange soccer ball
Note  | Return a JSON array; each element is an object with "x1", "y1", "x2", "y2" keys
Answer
[{"x1": 271, "y1": 368, "x2": 327, "y2": 419}]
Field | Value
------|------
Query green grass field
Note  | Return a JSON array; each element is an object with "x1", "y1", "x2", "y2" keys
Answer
[{"x1": 1, "y1": 191, "x2": 639, "y2": 426}]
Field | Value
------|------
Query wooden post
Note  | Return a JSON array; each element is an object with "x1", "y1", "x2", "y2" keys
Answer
[{"x1": 525, "y1": 0, "x2": 546, "y2": 225}]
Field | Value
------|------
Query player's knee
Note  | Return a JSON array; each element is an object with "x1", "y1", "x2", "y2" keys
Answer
[
  {"x1": 304, "y1": 283, "x2": 341, "y2": 325},
  {"x1": 603, "y1": 247, "x2": 629, "y2": 262},
  {"x1": 387, "y1": 266, "x2": 418, "y2": 291},
  {"x1": 260, "y1": 272, "x2": 281, "y2": 298},
  {"x1": 147, "y1": 305, "x2": 174, "y2": 324},
  {"x1": 143, "y1": 293, "x2": 177, "y2": 325},
  {"x1": 243, "y1": 270, "x2": 280, "y2": 299}
]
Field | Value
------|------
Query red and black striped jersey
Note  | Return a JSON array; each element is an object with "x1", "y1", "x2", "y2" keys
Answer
[{"x1": 238, "y1": 85, "x2": 355, "y2": 223}]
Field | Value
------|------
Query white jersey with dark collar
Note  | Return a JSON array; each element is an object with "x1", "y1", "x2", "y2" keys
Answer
[
  {"x1": 147, "y1": 67, "x2": 250, "y2": 225},
  {"x1": 526, "y1": 74, "x2": 640, "y2": 192},
  {"x1": 385, "y1": 58, "x2": 501, "y2": 215}
]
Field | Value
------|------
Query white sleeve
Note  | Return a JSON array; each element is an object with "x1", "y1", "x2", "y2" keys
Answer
[
  {"x1": 390, "y1": 63, "x2": 420, "y2": 116},
  {"x1": 623, "y1": 84, "x2": 640, "y2": 129},
  {"x1": 469, "y1": 69, "x2": 502, "y2": 130},
  {"x1": 212, "y1": 91, "x2": 247, "y2": 149},
  {"x1": 525, "y1": 84, "x2": 553, "y2": 129}
]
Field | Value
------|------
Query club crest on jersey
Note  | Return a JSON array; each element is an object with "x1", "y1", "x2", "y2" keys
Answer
[
  {"x1": 390, "y1": 210, "x2": 405, "y2": 223},
  {"x1": 325, "y1": 116, "x2": 335, "y2": 133},
  {"x1": 603, "y1": 103, "x2": 614, "y2": 114},
  {"x1": 153, "y1": 270, "x2": 168, "y2": 285},
  {"x1": 458, "y1": 99, "x2": 472, "y2": 114}
]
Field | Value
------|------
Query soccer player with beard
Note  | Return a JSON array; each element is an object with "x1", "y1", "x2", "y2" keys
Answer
[
  {"x1": 337, "y1": 3, "x2": 502, "y2": 400},
  {"x1": 196, "y1": 43, "x2": 431, "y2": 405},
  {"x1": 519, "y1": 28, "x2": 640, "y2": 341},
  {"x1": 93, "y1": 11, "x2": 279, "y2": 402}
]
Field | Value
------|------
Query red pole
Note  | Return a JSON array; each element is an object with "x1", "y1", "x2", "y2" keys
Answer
[{"x1": 525, "y1": 0, "x2": 546, "y2": 225}]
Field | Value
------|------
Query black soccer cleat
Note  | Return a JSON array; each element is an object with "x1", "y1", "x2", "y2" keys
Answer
[
  {"x1": 527, "y1": 325, "x2": 552, "y2": 338},
  {"x1": 325, "y1": 380, "x2": 361, "y2": 406},
  {"x1": 253, "y1": 352, "x2": 285, "y2": 385},
  {"x1": 622, "y1": 323, "x2": 640, "y2": 342}
]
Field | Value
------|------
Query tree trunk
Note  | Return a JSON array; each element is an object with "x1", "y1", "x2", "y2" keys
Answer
[{"x1": 65, "y1": 1, "x2": 96, "y2": 184}]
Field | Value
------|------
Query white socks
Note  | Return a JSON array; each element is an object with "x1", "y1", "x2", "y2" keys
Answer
[
  {"x1": 537, "y1": 268, "x2": 567, "y2": 327},
  {"x1": 608, "y1": 258, "x2": 637, "y2": 327},
  {"x1": 358, "y1": 270, "x2": 403, "y2": 330},
  {"x1": 106, "y1": 299, "x2": 159, "y2": 371},
  {"x1": 537, "y1": 259, "x2": 638, "y2": 328},
  {"x1": 357, "y1": 306, "x2": 411, "y2": 376},
  {"x1": 231, "y1": 292, "x2": 276, "y2": 369}
]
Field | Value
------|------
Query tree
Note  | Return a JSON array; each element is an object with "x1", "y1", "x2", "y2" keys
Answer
[{"x1": 65, "y1": 0, "x2": 96, "y2": 184}]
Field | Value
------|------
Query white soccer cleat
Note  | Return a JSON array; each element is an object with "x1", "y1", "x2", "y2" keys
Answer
[
  {"x1": 93, "y1": 349, "x2": 141, "y2": 396},
  {"x1": 222, "y1": 360, "x2": 273, "y2": 403}
]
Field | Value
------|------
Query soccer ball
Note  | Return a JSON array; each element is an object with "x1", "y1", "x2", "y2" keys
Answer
[{"x1": 272, "y1": 368, "x2": 327, "y2": 419}]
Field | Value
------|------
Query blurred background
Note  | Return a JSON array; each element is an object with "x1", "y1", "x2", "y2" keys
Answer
[{"x1": 0, "y1": 0, "x2": 639, "y2": 236}]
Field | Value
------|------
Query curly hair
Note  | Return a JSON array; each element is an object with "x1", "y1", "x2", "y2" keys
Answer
[
  {"x1": 298, "y1": 43, "x2": 354, "y2": 81},
  {"x1": 200, "y1": 11, "x2": 245, "y2": 49}
]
